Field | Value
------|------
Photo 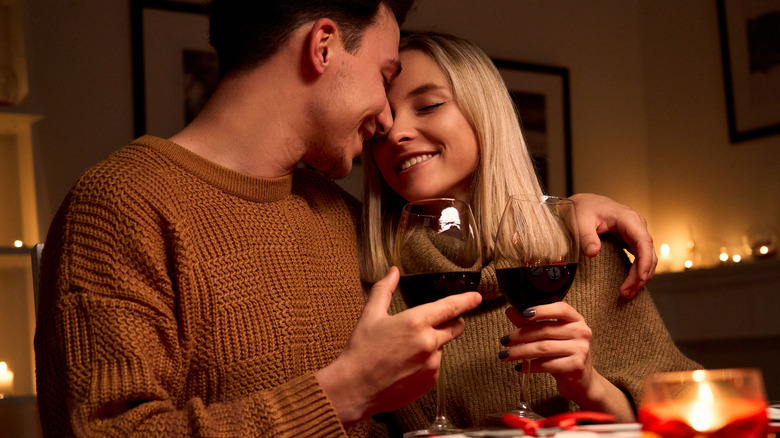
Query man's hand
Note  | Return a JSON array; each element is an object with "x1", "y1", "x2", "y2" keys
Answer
[
  {"x1": 569, "y1": 193, "x2": 656, "y2": 298},
  {"x1": 316, "y1": 267, "x2": 482, "y2": 426}
]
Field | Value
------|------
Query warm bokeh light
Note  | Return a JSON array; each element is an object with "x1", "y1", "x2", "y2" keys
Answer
[
  {"x1": 759, "y1": 245, "x2": 769, "y2": 255},
  {"x1": 660, "y1": 243, "x2": 670, "y2": 257},
  {"x1": 732, "y1": 254, "x2": 741, "y2": 263},
  {"x1": 719, "y1": 252, "x2": 728, "y2": 262},
  {"x1": 13, "y1": 240, "x2": 23, "y2": 248},
  {"x1": 684, "y1": 260, "x2": 693, "y2": 269}
]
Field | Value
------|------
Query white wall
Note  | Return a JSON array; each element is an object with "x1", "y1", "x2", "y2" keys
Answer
[{"x1": 26, "y1": 0, "x2": 780, "y2": 269}]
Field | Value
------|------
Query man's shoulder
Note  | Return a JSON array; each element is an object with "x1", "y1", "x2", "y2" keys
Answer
[{"x1": 67, "y1": 137, "x2": 180, "y2": 205}]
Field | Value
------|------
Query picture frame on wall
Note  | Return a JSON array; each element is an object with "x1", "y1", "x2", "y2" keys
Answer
[
  {"x1": 493, "y1": 60, "x2": 572, "y2": 196},
  {"x1": 717, "y1": 0, "x2": 780, "y2": 143},
  {"x1": 131, "y1": 0, "x2": 214, "y2": 138}
]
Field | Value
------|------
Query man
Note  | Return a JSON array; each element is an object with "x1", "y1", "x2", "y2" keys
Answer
[{"x1": 35, "y1": 1, "x2": 654, "y2": 436}]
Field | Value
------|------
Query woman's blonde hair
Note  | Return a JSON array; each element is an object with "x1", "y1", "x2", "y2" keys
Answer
[{"x1": 360, "y1": 31, "x2": 547, "y2": 283}]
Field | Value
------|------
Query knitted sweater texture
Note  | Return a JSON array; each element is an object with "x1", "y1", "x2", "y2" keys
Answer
[
  {"x1": 35, "y1": 136, "x2": 367, "y2": 437},
  {"x1": 373, "y1": 238, "x2": 700, "y2": 434}
]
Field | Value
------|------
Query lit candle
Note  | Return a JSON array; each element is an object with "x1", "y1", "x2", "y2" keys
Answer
[
  {"x1": 719, "y1": 248, "x2": 729, "y2": 263},
  {"x1": 752, "y1": 241, "x2": 776, "y2": 259},
  {"x1": 0, "y1": 361, "x2": 13, "y2": 398}
]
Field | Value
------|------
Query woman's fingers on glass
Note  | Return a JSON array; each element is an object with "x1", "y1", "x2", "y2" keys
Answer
[
  {"x1": 523, "y1": 354, "x2": 590, "y2": 376},
  {"x1": 503, "y1": 338, "x2": 588, "y2": 362}
]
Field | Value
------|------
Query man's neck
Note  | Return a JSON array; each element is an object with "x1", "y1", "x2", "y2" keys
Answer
[{"x1": 170, "y1": 60, "x2": 309, "y2": 179}]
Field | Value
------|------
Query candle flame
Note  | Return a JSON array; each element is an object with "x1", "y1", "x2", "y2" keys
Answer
[
  {"x1": 689, "y1": 381, "x2": 716, "y2": 432},
  {"x1": 0, "y1": 362, "x2": 5, "y2": 373},
  {"x1": 759, "y1": 245, "x2": 769, "y2": 255}
]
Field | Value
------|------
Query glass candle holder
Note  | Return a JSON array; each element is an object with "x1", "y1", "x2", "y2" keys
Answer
[{"x1": 639, "y1": 368, "x2": 768, "y2": 437}]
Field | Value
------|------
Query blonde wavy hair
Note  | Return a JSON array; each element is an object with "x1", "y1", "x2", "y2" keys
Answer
[{"x1": 360, "y1": 31, "x2": 549, "y2": 283}]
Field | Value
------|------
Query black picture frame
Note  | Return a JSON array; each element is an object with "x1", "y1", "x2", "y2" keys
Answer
[
  {"x1": 717, "y1": 0, "x2": 780, "y2": 143},
  {"x1": 131, "y1": 0, "x2": 212, "y2": 138},
  {"x1": 493, "y1": 59, "x2": 572, "y2": 196}
]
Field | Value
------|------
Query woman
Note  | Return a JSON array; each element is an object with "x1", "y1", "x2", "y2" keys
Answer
[{"x1": 360, "y1": 32, "x2": 699, "y2": 431}]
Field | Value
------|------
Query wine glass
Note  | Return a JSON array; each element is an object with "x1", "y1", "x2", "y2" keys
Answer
[
  {"x1": 491, "y1": 195, "x2": 580, "y2": 421},
  {"x1": 394, "y1": 198, "x2": 482, "y2": 436}
]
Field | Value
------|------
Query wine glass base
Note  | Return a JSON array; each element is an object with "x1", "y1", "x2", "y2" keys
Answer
[
  {"x1": 485, "y1": 403, "x2": 543, "y2": 427},
  {"x1": 403, "y1": 428, "x2": 462, "y2": 438},
  {"x1": 403, "y1": 419, "x2": 462, "y2": 437}
]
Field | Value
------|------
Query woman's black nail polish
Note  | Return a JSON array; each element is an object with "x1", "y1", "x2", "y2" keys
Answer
[
  {"x1": 514, "y1": 363, "x2": 523, "y2": 372},
  {"x1": 522, "y1": 308, "x2": 536, "y2": 318},
  {"x1": 500, "y1": 335, "x2": 510, "y2": 346},
  {"x1": 498, "y1": 350, "x2": 509, "y2": 360}
]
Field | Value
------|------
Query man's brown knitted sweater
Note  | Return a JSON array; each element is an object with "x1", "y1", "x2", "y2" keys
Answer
[
  {"x1": 34, "y1": 136, "x2": 368, "y2": 436},
  {"x1": 374, "y1": 238, "x2": 700, "y2": 434}
]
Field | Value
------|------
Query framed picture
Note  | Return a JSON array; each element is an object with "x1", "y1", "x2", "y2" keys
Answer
[
  {"x1": 131, "y1": 0, "x2": 215, "y2": 138},
  {"x1": 493, "y1": 60, "x2": 572, "y2": 196},
  {"x1": 717, "y1": 0, "x2": 780, "y2": 143}
]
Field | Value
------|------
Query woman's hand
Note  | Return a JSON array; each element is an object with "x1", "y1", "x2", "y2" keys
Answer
[
  {"x1": 501, "y1": 303, "x2": 594, "y2": 394},
  {"x1": 500, "y1": 302, "x2": 635, "y2": 422},
  {"x1": 569, "y1": 193, "x2": 656, "y2": 298}
]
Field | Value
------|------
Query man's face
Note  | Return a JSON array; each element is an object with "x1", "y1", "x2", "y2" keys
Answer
[{"x1": 303, "y1": 5, "x2": 401, "y2": 179}]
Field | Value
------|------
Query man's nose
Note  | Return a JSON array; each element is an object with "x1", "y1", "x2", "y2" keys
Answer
[{"x1": 375, "y1": 100, "x2": 393, "y2": 135}]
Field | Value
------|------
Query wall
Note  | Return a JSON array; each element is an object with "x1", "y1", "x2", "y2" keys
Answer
[
  {"x1": 27, "y1": 1, "x2": 779, "y2": 261},
  {"x1": 639, "y1": 1, "x2": 780, "y2": 269},
  {"x1": 27, "y1": 0, "x2": 135, "y2": 238},
  {"x1": 403, "y1": 0, "x2": 780, "y2": 271}
]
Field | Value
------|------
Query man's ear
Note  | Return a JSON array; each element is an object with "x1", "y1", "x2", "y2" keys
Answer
[{"x1": 307, "y1": 18, "x2": 339, "y2": 75}]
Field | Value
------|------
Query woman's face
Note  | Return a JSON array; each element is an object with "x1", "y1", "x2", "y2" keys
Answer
[{"x1": 371, "y1": 49, "x2": 479, "y2": 203}]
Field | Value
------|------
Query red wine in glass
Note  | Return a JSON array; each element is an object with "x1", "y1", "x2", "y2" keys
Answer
[
  {"x1": 496, "y1": 263, "x2": 577, "y2": 311},
  {"x1": 399, "y1": 271, "x2": 481, "y2": 308}
]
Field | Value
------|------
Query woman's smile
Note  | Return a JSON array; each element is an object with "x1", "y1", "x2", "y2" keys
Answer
[{"x1": 399, "y1": 153, "x2": 437, "y2": 171}]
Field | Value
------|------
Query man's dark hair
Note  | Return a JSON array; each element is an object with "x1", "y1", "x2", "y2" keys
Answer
[{"x1": 208, "y1": 0, "x2": 415, "y2": 78}]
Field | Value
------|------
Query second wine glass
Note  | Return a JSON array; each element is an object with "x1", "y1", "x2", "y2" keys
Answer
[
  {"x1": 492, "y1": 195, "x2": 580, "y2": 421},
  {"x1": 394, "y1": 198, "x2": 482, "y2": 436}
]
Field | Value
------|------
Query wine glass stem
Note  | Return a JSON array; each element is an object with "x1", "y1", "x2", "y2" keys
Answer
[
  {"x1": 519, "y1": 359, "x2": 531, "y2": 407},
  {"x1": 430, "y1": 348, "x2": 455, "y2": 430}
]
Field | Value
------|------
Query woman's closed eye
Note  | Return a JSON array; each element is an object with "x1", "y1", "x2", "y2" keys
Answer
[{"x1": 417, "y1": 102, "x2": 445, "y2": 113}]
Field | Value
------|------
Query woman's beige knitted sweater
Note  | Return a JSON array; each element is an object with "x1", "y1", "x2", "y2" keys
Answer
[
  {"x1": 374, "y1": 237, "x2": 700, "y2": 434},
  {"x1": 34, "y1": 136, "x2": 369, "y2": 437}
]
